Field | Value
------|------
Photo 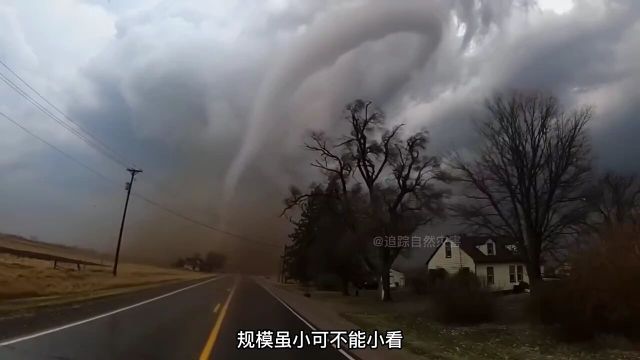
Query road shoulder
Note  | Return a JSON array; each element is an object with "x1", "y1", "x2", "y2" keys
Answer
[
  {"x1": 0, "y1": 276, "x2": 220, "y2": 343},
  {"x1": 256, "y1": 277, "x2": 421, "y2": 360}
]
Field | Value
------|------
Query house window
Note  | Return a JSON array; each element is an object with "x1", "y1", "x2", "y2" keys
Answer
[
  {"x1": 445, "y1": 242, "x2": 452, "y2": 258},
  {"x1": 509, "y1": 265, "x2": 516, "y2": 283},
  {"x1": 487, "y1": 242, "x2": 494, "y2": 255},
  {"x1": 486, "y1": 266, "x2": 494, "y2": 285},
  {"x1": 517, "y1": 265, "x2": 524, "y2": 282}
]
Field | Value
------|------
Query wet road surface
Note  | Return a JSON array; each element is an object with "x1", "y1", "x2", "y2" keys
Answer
[{"x1": 0, "y1": 275, "x2": 353, "y2": 360}]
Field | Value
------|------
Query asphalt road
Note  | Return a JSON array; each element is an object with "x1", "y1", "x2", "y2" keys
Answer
[{"x1": 0, "y1": 275, "x2": 353, "y2": 360}]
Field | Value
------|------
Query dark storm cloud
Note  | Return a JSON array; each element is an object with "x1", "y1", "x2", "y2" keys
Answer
[
  {"x1": 1, "y1": 0, "x2": 639, "y2": 268},
  {"x1": 224, "y1": 0, "x2": 521, "y2": 199}
]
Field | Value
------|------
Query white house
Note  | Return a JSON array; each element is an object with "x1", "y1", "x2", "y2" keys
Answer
[
  {"x1": 426, "y1": 235, "x2": 529, "y2": 292},
  {"x1": 389, "y1": 268, "x2": 405, "y2": 288}
]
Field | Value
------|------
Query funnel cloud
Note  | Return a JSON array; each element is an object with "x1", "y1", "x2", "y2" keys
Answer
[
  {"x1": 1, "y1": 0, "x2": 639, "y2": 272},
  {"x1": 223, "y1": 0, "x2": 445, "y2": 205}
]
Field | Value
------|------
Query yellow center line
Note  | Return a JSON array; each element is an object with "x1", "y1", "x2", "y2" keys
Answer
[
  {"x1": 213, "y1": 303, "x2": 220, "y2": 313},
  {"x1": 199, "y1": 277, "x2": 238, "y2": 360}
]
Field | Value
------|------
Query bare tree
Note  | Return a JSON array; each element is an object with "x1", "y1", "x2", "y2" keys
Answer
[
  {"x1": 377, "y1": 131, "x2": 448, "y2": 300},
  {"x1": 284, "y1": 99, "x2": 447, "y2": 301},
  {"x1": 281, "y1": 133, "x2": 364, "y2": 296},
  {"x1": 588, "y1": 171, "x2": 640, "y2": 232},
  {"x1": 282, "y1": 132, "x2": 364, "y2": 243},
  {"x1": 387, "y1": 132, "x2": 448, "y2": 225},
  {"x1": 452, "y1": 92, "x2": 593, "y2": 288},
  {"x1": 340, "y1": 100, "x2": 402, "y2": 197},
  {"x1": 305, "y1": 132, "x2": 358, "y2": 231},
  {"x1": 340, "y1": 100, "x2": 446, "y2": 301},
  {"x1": 338, "y1": 100, "x2": 401, "y2": 301}
]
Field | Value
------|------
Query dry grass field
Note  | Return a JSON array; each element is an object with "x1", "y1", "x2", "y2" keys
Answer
[
  {"x1": 0, "y1": 234, "x2": 105, "y2": 263},
  {"x1": 0, "y1": 234, "x2": 210, "y2": 313}
]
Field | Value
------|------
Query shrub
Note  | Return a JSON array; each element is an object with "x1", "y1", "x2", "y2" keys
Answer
[
  {"x1": 529, "y1": 280, "x2": 591, "y2": 338},
  {"x1": 427, "y1": 268, "x2": 449, "y2": 284},
  {"x1": 406, "y1": 268, "x2": 449, "y2": 294},
  {"x1": 314, "y1": 273, "x2": 342, "y2": 291},
  {"x1": 513, "y1": 281, "x2": 529, "y2": 293},
  {"x1": 432, "y1": 270, "x2": 495, "y2": 324},
  {"x1": 405, "y1": 272, "x2": 429, "y2": 294},
  {"x1": 530, "y1": 227, "x2": 640, "y2": 341}
]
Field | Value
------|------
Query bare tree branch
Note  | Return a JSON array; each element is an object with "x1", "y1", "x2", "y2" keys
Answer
[{"x1": 451, "y1": 91, "x2": 593, "y2": 285}]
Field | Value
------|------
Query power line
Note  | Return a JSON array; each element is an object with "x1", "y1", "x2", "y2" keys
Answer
[
  {"x1": 0, "y1": 110, "x2": 280, "y2": 251},
  {"x1": 0, "y1": 60, "x2": 185, "y2": 202},
  {"x1": 0, "y1": 59, "x2": 133, "y2": 167},
  {"x1": 0, "y1": 61, "x2": 281, "y2": 250},
  {"x1": 0, "y1": 63, "x2": 132, "y2": 168},
  {"x1": 0, "y1": 111, "x2": 119, "y2": 185},
  {"x1": 132, "y1": 193, "x2": 280, "y2": 249}
]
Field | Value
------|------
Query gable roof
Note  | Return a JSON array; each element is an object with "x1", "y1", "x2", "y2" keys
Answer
[
  {"x1": 392, "y1": 244, "x2": 438, "y2": 274},
  {"x1": 458, "y1": 236, "x2": 526, "y2": 264},
  {"x1": 391, "y1": 225, "x2": 447, "y2": 274},
  {"x1": 393, "y1": 233, "x2": 527, "y2": 273}
]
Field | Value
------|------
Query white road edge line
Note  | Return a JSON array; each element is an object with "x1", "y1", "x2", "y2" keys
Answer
[
  {"x1": 213, "y1": 303, "x2": 221, "y2": 313},
  {"x1": 258, "y1": 281, "x2": 358, "y2": 360},
  {"x1": 0, "y1": 275, "x2": 225, "y2": 347}
]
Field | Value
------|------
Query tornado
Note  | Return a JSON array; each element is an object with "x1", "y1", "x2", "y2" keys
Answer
[{"x1": 222, "y1": 0, "x2": 446, "y2": 206}]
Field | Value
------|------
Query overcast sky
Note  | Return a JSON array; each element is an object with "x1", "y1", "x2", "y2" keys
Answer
[{"x1": 0, "y1": 0, "x2": 638, "y2": 269}]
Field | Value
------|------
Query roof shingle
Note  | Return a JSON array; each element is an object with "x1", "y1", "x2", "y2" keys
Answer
[{"x1": 458, "y1": 235, "x2": 526, "y2": 263}]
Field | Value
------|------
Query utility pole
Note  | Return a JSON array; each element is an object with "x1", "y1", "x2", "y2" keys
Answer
[
  {"x1": 280, "y1": 244, "x2": 290, "y2": 284},
  {"x1": 278, "y1": 246, "x2": 283, "y2": 283},
  {"x1": 113, "y1": 167, "x2": 143, "y2": 276}
]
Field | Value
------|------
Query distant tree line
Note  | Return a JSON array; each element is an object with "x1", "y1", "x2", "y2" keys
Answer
[{"x1": 173, "y1": 251, "x2": 226, "y2": 272}]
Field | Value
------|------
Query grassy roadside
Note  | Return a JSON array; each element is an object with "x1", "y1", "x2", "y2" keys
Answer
[
  {"x1": 280, "y1": 284, "x2": 639, "y2": 360},
  {"x1": 343, "y1": 311, "x2": 638, "y2": 360},
  {"x1": 0, "y1": 254, "x2": 211, "y2": 314},
  {"x1": 0, "y1": 276, "x2": 213, "y2": 316}
]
